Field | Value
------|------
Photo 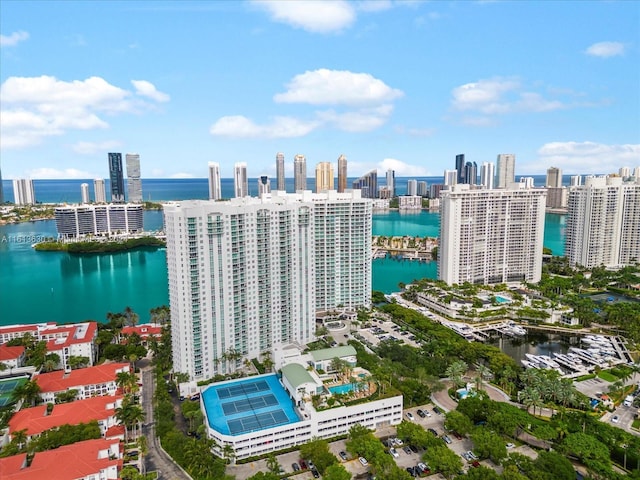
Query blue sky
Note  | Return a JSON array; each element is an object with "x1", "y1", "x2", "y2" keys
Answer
[{"x1": 1, "y1": 0, "x2": 639, "y2": 180}]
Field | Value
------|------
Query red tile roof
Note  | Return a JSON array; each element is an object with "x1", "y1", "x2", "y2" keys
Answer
[
  {"x1": 122, "y1": 324, "x2": 162, "y2": 338},
  {"x1": 105, "y1": 424, "x2": 125, "y2": 439},
  {"x1": 0, "y1": 345, "x2": 25, "y2": 361},
  {"x1": 41, "y1": 322, "x2": 97, "y2": 349},
  {"x1": 9, "y1": 395, "x2": 123, "y2": 437},
  {"x1": 0, "y1": 454, "x2": 27, "y2": 473},
  {"x1": 2, "y1": 438, "x2": 122, "y2": 480},
  {"x1": 0, "y1": 325, "x2": 38, "y2": 336},
  {"x1": 34, "y1": 362, "x2": 129, "y2": 393}
]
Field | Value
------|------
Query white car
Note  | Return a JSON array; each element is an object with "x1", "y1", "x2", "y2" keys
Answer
[
  {"x1": 611, "y1": 415, "x2": 620, "y2": 423},
  {"x1": 506, "y1": 443, "x2": 515, "y2": 449},
  {"x1": 389, "y1": 448, "x2": 399, "y2": 458},
  {"x1": 406, "y1": 412, "x2": 415, "y2": 421},
  {"x1": 359, "y1": 457, "x2": 368, "y2": 466}
]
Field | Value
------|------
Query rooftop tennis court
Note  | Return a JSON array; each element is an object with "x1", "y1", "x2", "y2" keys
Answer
[
  {"x1": 0, "y1": 376, "x2": 28, "y2": 408},
  {"x1": 202, "y1": 374, "x2": 300, "y2": 435}
]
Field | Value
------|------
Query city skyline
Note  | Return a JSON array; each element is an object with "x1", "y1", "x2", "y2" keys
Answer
[{"x1": 1, "y1": 1, "x2": 638, "y2": 180}]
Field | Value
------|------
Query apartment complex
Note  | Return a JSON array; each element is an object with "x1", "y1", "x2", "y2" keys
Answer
[
  {"x1": 352, "y1": 170, "x2": 378, "y2": 198},
  {"x1": 164, "y1": 190, "x2": 371, "y2": 380},
  {"x1": 495, "y1": 154, "x2": 516, "y2": 188},
  {"x1": 12, "y1": 179, "x2": 35, "y2": 205},
  {"x1": 233, "y1": 162, "x2": 248, "y2": 198},
  {"x1": 438, "y1": 184, "x2": 547, "y2": 285},
  {"x1": 294, "y1": 154, "x2": 307, "y2": 191},
  {"x1": 54, "y1": 204, "x2": 144, "y2": 238},
  {"x1": 566, "y1": 175, "x2": 640, "y2": 268},
  {"x1": 107, "y1": 153, "x2": 125, "y2": 203},
  {"x1": 94, "y1": 179, "x2": 106, "y2": 203},
  {"x1": 125, "y1": 153, "x2": 142, "y2": 202},
  {"x1": 337, "y1": 154, "x2": 347, "y2": 193},
  {"x1": 208, "y1": 162, "x2": 222, "y2": 200},
  {"x1": 276, "y1": 152, "x2": 286, "y2": 191},
  {"x1": 315, "y1": 162, "x2": 334, "y2": 192}
]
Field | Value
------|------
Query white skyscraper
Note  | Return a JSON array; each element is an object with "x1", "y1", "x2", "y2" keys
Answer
[
  {"x1": 276, "y1": 152, "x2": 286, "y2": 191},
  {"x1": 406, "y1": 179, "x2": 418, "y2": 196},
  {"x1": 495, "y1": 154, "x2": 516, "y2": 189},
  {"x1": 570, "y1": 175, "x2": 582, "y2": 187},
  {"x1": 294, "y1": 154, "x2": 307, "y2": 191},
  {"x1": 257, "y1": 175, "x2": 271, "y2": 196},
  {"x1": 208, "y1": 162, "x2": 222, "y2": 200},
  {"x1": 164, "y1": 190, "x2": 372, "y2": 380},
  {"x1": 233, "y1": 162, "x2": 248, "y2": 198},
  {"x1": 126, "y1": 153, "x2": 142, "y2": 202},
  {"x1": 480, "y1": 162, "x2": 495, "y2": 189},
  {"x1": 566, "y1": 175, "x2": 640, "y2": 269},
  {"x1": 546, "y1": 166, "x2": 563, "y2": 188},
  {"x1": 619, "y1": 166, "x2": 631, "y2": 178},
  {"x1": 80, "y1": 183, "x2": 90, "y2": 204},
  {"x1": 386, "y1": 169, "x2": 395, "y2": 197},
  {"x1": 438, "y1": 184, "x2": 547, "y2": 285},
  {"x1": 94, "y1": 179, "x2": 106, "y2": 203},
  {"x1": 12, "y1": 179, "x2": 35, "y2": 205},
  {"x1": 444, "y1": 170, "x2": 458, "y2": 186}
]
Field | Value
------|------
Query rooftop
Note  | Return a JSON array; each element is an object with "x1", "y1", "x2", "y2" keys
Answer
[
  {"x1": 310, "y1": 345, "x2": 357, "y2": 362},
  {"x1": 0, "y1": 345, "x2": 25, "y2": 361},
  {"x1": 35, "y1": 362, "x2": 129, "y2": 393},
  {"x1": 281, "y1": 363, "x2": 316, "y2": 389}
]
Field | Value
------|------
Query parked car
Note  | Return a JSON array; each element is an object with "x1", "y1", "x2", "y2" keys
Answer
[
  {"x1": 389, "y1": 448, "x2": 399, "y2": 458},
  {"x1": 409, "y1": 445, "x2": 419, "y2": 453},
  {"x1": 359, "y1": 457, "x2": 369, "y2": 466},
  {"x1": 427, "y1": 428, "x2": 438, "y2": 436},
  {"x1": 311, "y1": 468, "x2": 320, "y2": 478},
  {"x1": 406, "y1": 412, "x2": 415, "y2": 421},
  {"x1": 416, "y1": 409, "x2": 426, "y2": 418},
  {"x1": 299, "y1": 460, "x2": 308, "y2": 469},
  {"x1": 417, "y1": 462, "x2": 429, "y2": 473},
  {"x1": 433, "y1": 406, "x2": 442, "y2": 415},
  {"x1": 506, "y1": 443, "x2": 515, "y2": 449},
  {"x1": 403, "y1": 446, "x2": 412, "y2": 454},
  {"x1": 339, "y1": 451, "x2": 348, "y2": 461},
  {"x1": 307, "y1": 460, "x2": 315, "y2": 469},
  {"x1": 611, "y1": 415, "x2": 620, "y2": 423},
  {"x1": 292, "y1": 463, "x2": 300, "y2": 471},
  {"x1": 443, "y1": 435, "x2": 452, "y2": 444}
]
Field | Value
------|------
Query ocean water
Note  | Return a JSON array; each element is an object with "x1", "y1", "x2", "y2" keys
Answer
[{"x1": 0, "y1": 178, "x2": 566, "y2": 326}]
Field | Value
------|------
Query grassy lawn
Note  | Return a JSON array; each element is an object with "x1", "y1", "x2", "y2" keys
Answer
[
  {"x1": 633, "y1": 419, "x2": 640, "y2": 430},
  {"x1": 597, "y1": 371, "x2": 619, "y2": 382}
]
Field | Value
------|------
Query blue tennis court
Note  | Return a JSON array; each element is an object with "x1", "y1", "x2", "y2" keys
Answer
[{"x1": 202, "y1": 374, "x2": 300, "y2": 435}]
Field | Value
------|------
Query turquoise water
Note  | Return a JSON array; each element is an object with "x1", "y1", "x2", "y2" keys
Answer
[
  {"x1": 201, "y1": 374, "x2": 299, "y2": 435},
  {"x1": 329, "y1": 383, "x2": 360, "y2": 394},
  {"x1": 495, "y1": 296, "x2": 511, "y2": 304},
  {"x1": 0, "y1": 210, "x2": 566, "y2": 326}
]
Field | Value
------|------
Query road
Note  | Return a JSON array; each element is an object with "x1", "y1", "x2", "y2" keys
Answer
[{"x1": 140, "y1": 363, "x2": 192, "y2": 480}]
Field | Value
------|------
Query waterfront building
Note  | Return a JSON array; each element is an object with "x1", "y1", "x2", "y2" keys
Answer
[
  {"x1": 464, "y1": 161, "x2": 477, "y2": 185},
  {"x1": 546, "y1": 187, "x2": 568, "y2": 210},
  {"x1": 276, "y1": 152, "x2": 286, "y2": 191},
  {"x1": 107, "y1": 153, "x2": 125, "y2": 203},
  {"x1": 455, "y1": 154, "x2": 466, "y2": 184},
  {"x1": 406, "y1": 179, "x2": 418, "y2": 196},
  {"x1": 94, "y1": 179, "x2": 106, "y2": 203},
  {"x1": 399, "y1": 195, "x2": 422, "y2": 210},
  {"x1": 37, "y1": 321, "x2": 98, "y2": 370},
  {"x1": 258, "y1": 175, "x2": 271, "y2": 196},
  {"x1": 566, "y1": 175, "x2": 640, "y2": 269},
  {"x1": 386, "y1": 169, "x2": 395, "y2": 197},
  {"x1": 619, "y1": 166, "x2": 631, "y2": 178},
  {"x1": 417, "y1": 181, "x2": 428, "y2": 197},
  {"x1": 0, "y1": 345, "x2": 25, "y2": 369},
  {"x1": 495, "y1": 153, "x2": 516, "y2": 188},
  {"x1": 125, "y1": 153, "x2": 142, "y2": 202},
  {"x1": 444, "y1": 169, "x2": 457, "y2": 186},
  {"x1": 337, "y1": 154, "x2": 347, "y2": 193},
  {"x1": 546, "y1": 166, "x2": 563, "y2": 188},
  {"x1": 208, "y1": 162, "x2": 222, "y2": 200},
  {"x1": 294, "y1": 154, "x2": 307, "y2": 191},
  {"x1": 12, "y1": 179, "x2": 35, "y2": 205},
  {"x1": 480, "y1": 162, "x2": 495, "y2": 189},
  {"x1": 570, "y1": 175, "x2": 582, "y2": 186},
  {"x1": 54, "y1": 204, "x2": 144, "y2": 238},
  {"x1": 378, "y1": 186, "x2": 392, "y2": 199},
  {"x1": 35, "y1": 362, "x2": 130, "y2": 403},
  {"x1": 352, "y1": 170, "x2": 378, "y2": 198},
  {"x1": 430, "y1": 184, "x2": 444, "y2": 199},
  {"x1": 315, "y1": 162, "x2": 334, "y2": 192},
  {"x1": 438, "y1": 184, "x2": 547, "y2": 285},
  {"x1": 233, "y1": 162, "x2": 248, "y2": 198},
  {"x1": 81, "y1": 183, "x2": 90, "y2": 204}
]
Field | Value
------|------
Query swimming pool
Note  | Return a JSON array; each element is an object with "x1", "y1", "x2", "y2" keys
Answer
[
  {"x1": 495, "y1": 295, "x2": 511, "y2": 304},
  {"x1": 328, "y1": 382, "x2": 367, "y2": 395},
  {"x1": 202, "y1": 374, "x2": 300, "y2": 436}
]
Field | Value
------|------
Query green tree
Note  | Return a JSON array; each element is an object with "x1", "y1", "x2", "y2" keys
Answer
[
  {"x1": 266, "y1": 453, "x2": 280, "y2": 474},
  {"x1": 470, "y1": 428, "x2": 507, "y2": 464},
  {"x1": 423, "y1": 445, "x2": 462, "y2": 479},
  {"x1": 323, "y1": 464, "x2": 351, "y2": 480},
  {"x1": 11, "y1": 379, "x2": 41, "y2": 407},
  {"x1": 533, "y1": 450, "x2": 576, "y2": 480},
  {"x1": 561, "y1": 432, "x2": 611, "y2": 474},
  {"x1": 444, "y1": 410, "x2": 473, "y2": 436},
  {"x1": 445, "y1": 360, "x2": 468, "y2": 388},
  {"x1": 459, "y1": 465, "x2": 500, "y2": 480}
]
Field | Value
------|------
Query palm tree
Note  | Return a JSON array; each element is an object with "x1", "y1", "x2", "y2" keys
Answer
[
  {"x1": 116, "y1": 371, "x2": 138, "y2": 395},
  {"x1": 115, "y1": 398, "x2": 145, "y2": 442},
  {"x1": 123, "y1": 306, "x2": 139, "y2": 327},
  {"x1": 11, "y1": 380, "x2": 42, "y2": 407},
  {"x1": 445, "y1": 360, "x2": 468, "y2": 389},
  {"x1": 10, "y1": 429, "x2": 28, "y2": 451},
  {"x1": 222, "y1": 443, "x2": 235, "y2": 465}
]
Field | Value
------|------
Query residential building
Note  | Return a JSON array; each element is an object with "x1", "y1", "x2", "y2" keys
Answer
[
  {"x1": 566, "y1": 175, "x2": 640, "y2": 268},
  {"x1": 276, "y1": 152, "x2": 286, "y2": 191},
  {"x1": 35, "y1": 362, "x2": 130, "y2": 403},
  {"x1": 294, "y1": 154, "x2": 307, "y2": 191},
  {"x1": 54, "y1": 204, "x2": 144, "y2": 238},
  {"x1": 315, "y1": 162, "x2": 334, "y2": 192},
  {"x1": 619, "y1": 166, "x2": 631, "y2": 178},
  {"x1": 337, "y1": 154, "x2": 347, "y2": 193},
  {"x1": 258, "y1": 175, "x2": 271, "y2": 196},
  {"x1": 121, "y1": 324, "x2": 162, "y2": 344},
  {"x1": 406, "y1": 179, "x2": 418, "y2": 196},
  {"x1": 378, "y1": 186, "x2": 392, "y2": 199},
  {"x1": 9, "y1": 395, "x2": 123, "y2": 440},
  {"x1": 455, "y1": 154, "x2": 466, "y2": 184},
  {"x1": 107, "y1": 153, "x2": 125, "y2": 203},
  {"x1": 125, "y1": 153, "x2": 142, "y2": 202},
  {"x1": 352, "y1": 170, "x2": 377, "y2": 198},
  {"x1": 480, "y1": 162, "x2": 495, "y2": 189},
  {"x1": 495, "y1": 154, "x2": 516, "y2": 188},
  {"x1": 438, "y1": 184, "x2": 547, "y2": 285},
  {"x1": 386, "y1": 169, "x2": 395, "y2": 197},
  {"x1": 464, "y1": 161, "x2": 477, "y2": 185},
  {"x1": 444, "y1": 170, "x2": 457, "y2": 186},
  {"x1": 546, "y1": 187, "x2": 568, "y2": 210},
  {"x1": 546, "y1": 166, "x2": 563, "y2": 188},
  {"x1": 430, "y1": 184, "x2": 444, "y2": 199},
  {"x1": 12, "y1": 179, "x2": 35, "y2": 205},
  {"x1": 94, "y1": 179, "x2": 106, "y2": 203},
  {"x1": 399, "y1": 195, "x2": 422, "y2": 210},
  {"x1": 208, "y1": 162, "x2": 222, "y2": 200},
  {"x1": 1, "y1": 438, "x2": 123, "y2": 480},
  {"x1": 81, "y1": 183, "x2": 90, "y2": 204},
  {"x1": 0, "y1": 345, "x2": 25, "y2": 369},
  {"x1": 417, "y1": 181, "x2": 428, "y2": 197},
  {"x1": 233, "y1": 162, "x2": 248, "y2": 198},
  {"x1": 0, "y1": 324, "x2": 39, "y2": 344},
  {"x1": 570, "y1": 175, "x2": 582, "y2": 186}
]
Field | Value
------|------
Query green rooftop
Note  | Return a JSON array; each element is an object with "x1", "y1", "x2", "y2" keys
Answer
[
  {"x1": 310, "y1": 345, "x2": 357, "y2": 362},
  {"x1": 281, "y1": 363, "x2": 317, "y2": 389}
]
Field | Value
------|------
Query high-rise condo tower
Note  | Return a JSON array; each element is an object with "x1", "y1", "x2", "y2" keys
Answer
[
  {"x1": 315, "y1": 162, "x2": 334, "y2": 192},
  {"x1": 495, "y1": 154, "x2": 516, "y2": 189},
  {"x1": 294, "y1": 154, "x2": 307, "y2": 191},
  {"x1": 276, "y1": 152, "x2": 286, "y2": 191},
  {"x1": 108, "y1": 153, "x2": 125, "y2": 203},
  {"x1": 208, "y1": 162, "x2": 222, "y2": 200},
  {"x1": 234, "y1": 162, "x2": 248, "y2": 198},
  {"x1": 337, "y1": 154, "x2": 347, "y2": 193}
]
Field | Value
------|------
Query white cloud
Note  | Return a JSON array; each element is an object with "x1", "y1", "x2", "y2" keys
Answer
[
  {"x1": 378, "y1": 158, "x2": 430, "y2": 176},
  {"x1": 0, "y1": 31, "x2": 29, "y2": 47},
  {"x1": 26, "y1": 167, "x2": 97, "y2": 179},
  {"x1": 252, "y1": 0, "x2": 356, "y2": 33},
  {"x1": 71, "y1": 140, "x2": 122, "y2": 155},
  {"x1": 451, "y1": 77, "x2": 520, "y2": 113},
  {"x1": 274, "y1": 69, "x2": 403, "y2": 106},
  {"x1": 524, "y1": 141, "x2": 640, "y2": 174},
  {"x1": 132, "y1": 80, "x2": 170, "y2": 102},
  {"x1": 0, "y1": 75, "x2": 168, "y2": 150},
  {"x1": 317, "y1": 105, "x2": 394, "y2": 132},
  {"x1": 170, "y1": 172, "x2": 197, "y2": 179},
  {"x1": 209, "y1": 115, "x2": 320, "y2": 138},
  {"x1": 585, "y1": 41, "x2": 625, "y2": 58}
]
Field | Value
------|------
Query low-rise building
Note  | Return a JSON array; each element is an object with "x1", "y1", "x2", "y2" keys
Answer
[
  {"x1": 34, "y1": 362, "x2": 130, "y2": 403},
  {"x1": 9, "y1": 395, "x2": 123, "y2": 441},
  {"x1": 0, "y1": 438, "x2": 123, "y2": 480},
  {"x1": 398, "y1": 195, "x2": 422, "y2": 210},
  {"x1": 121, "y1": 323, "x2": 162, "y2": 344},
  {"x1": 0, "y1": 345, "x2": 25, "y2": 369}
]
